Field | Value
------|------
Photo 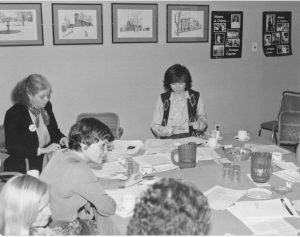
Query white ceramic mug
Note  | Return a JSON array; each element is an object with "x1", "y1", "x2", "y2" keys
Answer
[
  {"x1": 121, "y1": 194, "x2": 136, "y2": 211},
  {"x1": 139, "y1": 164, "x2": 153, "y2": 175},
  {"x1": 207, "y1": 138, "x2": 217, "y2": 148},
  {"x1": 272, "y1": 152, "x2": 283, "y2": 161},
  {"x1": 237, "y1": 130, "x2": 248, "y2": 140},
  {"x1": 26, "y1": 169, "x2": 40, "y2": 178}
]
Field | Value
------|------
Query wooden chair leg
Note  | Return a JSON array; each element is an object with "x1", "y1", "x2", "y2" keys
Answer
[{"x1": 258, "y1": 128, "x2": 262, "y2": 136}]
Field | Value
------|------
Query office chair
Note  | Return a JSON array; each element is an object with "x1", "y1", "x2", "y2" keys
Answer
[
  {"x1": 259, "y1": 91, "x2": 300, "y2": 144},
  {"x1": 76, "y1": 112, "x2": 124, "y2": 139}
]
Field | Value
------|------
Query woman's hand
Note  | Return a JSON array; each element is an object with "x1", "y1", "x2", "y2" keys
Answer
[
  {"x1": 59, "y1": 137, "x2": 69, "y2": 148},
  {"x1": 38, "y1": 143, "x2": 61, "y2": 156},
  {"x1": 191, "y1": 117, "x2": 207, "y2": 131}
]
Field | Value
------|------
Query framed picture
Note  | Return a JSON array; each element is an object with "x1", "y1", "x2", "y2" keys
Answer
[
  {"x1": 52, "y1": 3, "x2": 103, "y2": 45},
  {"x1": 112, "y1": 3, "x2": 158, "y2": 43},
  {"x1": 0, "y1": 3, "x2": 43, "y2": 46},
  {"x1": 167, "y1": 4, "x2": 209, "y2": 43}
]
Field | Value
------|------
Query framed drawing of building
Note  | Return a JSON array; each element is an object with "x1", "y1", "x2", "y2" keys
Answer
[
  {"x1": 167, "y1": 4, "x2": 209, "y2": 43},
  {"x1": 0, "y1": 3, "x2": 43, "y2": 46},
  {"x1": 52, "y1": 3, "x2": 103, "y2": 45},
  {"x1": 112, "y1": 3, "x2": 158, "y2": 43}
]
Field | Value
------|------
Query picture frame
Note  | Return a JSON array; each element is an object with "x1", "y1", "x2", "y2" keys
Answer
[
  {"x1": 167, "y1": 4, "x2": 209, "y2": 43},
  {"x1": 112, "y1": 3, "x2": 158, "y2": 43},
  {"x1": 52, "y1": 3, "x2": 103, "y2": 45},
  {"x1": 0, "y1": 3, "x2": 43, "y2": 46}
]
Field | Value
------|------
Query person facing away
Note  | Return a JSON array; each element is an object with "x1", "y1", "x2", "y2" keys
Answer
[
  {"x1": 151, "y1": 64, "x2": 208, "y2": 139},
  {"x1": 127, "y1": 177, "x2": 211, "y2": 235},
  {"x1": 0, "y1": 174, "x2": 53, "y2": 235},
  {"x1": 4, "y1": 74, "x2": 67, "y2": 173},
  {"x1": 40, "y1": 117, "x2": 140, "y2": 235}
]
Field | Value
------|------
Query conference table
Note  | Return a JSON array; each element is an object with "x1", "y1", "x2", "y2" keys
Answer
[{"x1": 104, "y1": 132, "x2": 300, "y2": 235}]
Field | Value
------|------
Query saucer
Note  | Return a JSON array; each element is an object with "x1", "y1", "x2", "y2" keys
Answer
[
  {"x1": 234, "y1": 136, "x2": 250, "y2": 142},
  {"x1": 246, "y1": 188, "x2": 272, "y2": 199}
]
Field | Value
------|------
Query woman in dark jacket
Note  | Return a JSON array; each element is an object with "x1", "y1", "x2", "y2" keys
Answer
[{"x1": 4, "y1": 74, "x2": 67, "y2": 173}]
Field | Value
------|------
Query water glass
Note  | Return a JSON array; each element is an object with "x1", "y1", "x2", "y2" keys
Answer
[
  {"x1": 222, "y1": 163, "x2": 232, "y2": 181},
  {"x1": 231, "y1": 165, "x2": 241, "y2": 183},
  {"x1": 251, "y1": 152, "x2": 272, "y2": 183}
]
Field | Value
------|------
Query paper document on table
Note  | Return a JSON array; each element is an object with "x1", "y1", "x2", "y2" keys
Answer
[
  {"x1": 91, "y1": 161, "x2": 127, "y2": 179},
  {"x1": 227, "y1": 198, "x2": 299, "y2": 219},
  {"x1": 244, "y1": 143, "x2": 291, "y2": 154},
  {"x1": 175, "y1": 136, "x2": 206, "y2": 145},
  {"x1": 273, "y1": 170, "x2": 300, "y2": 183},
  {"x1": 133, "y1": 153, "x2": 179, "y2": 173},
  {"x1": 204, "y1": 185, "x2": 246, "y2": 210},
  {"x1": 197, "y1": 147, "x2": 221, "y2": 161},
  {"x1": 240, "y1": 217, "x2": 298, "y2": 236},
  {"x1": 273, "y1": 161, "x2": 298, "y2": 171},
  {"x1": 144, "y1": 139, "x2": 175, "y2": 154},
  {"x1": 111, "y1": 140, "x2": 144, "y2": 155},
  {"x1": 106, "y1": 185, "x2": 148, "y2": 218}
]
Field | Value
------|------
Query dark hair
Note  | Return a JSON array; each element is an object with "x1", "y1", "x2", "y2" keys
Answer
[
  {"x1": 68, "y1": 118, "x2": 114, "y2": 151},
  {"x1": 11, "y1": 74, "x2": 52, "y2": 105},
  {"x1": 127, "y1": 178, "x2": 211, "y2": 235},
  {"x1": 163, "y1": 64, "x2": 192, "y2": 92}
]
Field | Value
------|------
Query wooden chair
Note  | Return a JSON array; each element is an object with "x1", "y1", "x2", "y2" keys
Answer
[
  {"x1": 259, "y1": 91, "x2": 300, "y2": 143},
  {"x1": 76, "y1": 112, "x2": 124, "y2": 139}
]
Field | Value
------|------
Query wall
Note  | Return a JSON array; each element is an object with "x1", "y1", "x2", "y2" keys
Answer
[{"x1": 0, "y1": 1, "x2": 299, "y2": 141}]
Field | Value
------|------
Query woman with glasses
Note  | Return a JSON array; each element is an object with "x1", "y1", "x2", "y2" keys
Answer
[
  {"x1": 151, "y1": 64, "x2": 208, "y2": 139},
  {"x1": 4, "y1": 74, "x2": 67, "y2": 173}
]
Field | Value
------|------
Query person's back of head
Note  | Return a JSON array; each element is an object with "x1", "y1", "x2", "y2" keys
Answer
[
  {"x1": 0, "y1": 175, "x2": 49, "y2": 235},
  {"x1": 127, "y1": 178, "x2": 211, "y2": 235}
]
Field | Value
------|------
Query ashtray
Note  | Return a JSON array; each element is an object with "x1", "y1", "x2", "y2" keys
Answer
[
  {"x1": 271, "y1": 185, "x2": 292, "y2": 195},
  {"x1": 224, "y1": 147, "x2": 252, "y2": 162}
]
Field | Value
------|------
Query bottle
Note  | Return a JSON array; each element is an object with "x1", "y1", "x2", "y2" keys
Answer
[
  {"x1": 296, "y1": 134, "x2": 300, "y2": 165},
  {"x1": 126, "y1": 157, "x2": 134, "y2": 177}
]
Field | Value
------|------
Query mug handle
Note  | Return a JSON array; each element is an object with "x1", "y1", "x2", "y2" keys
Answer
[{"x1": 171, "y1": 149, "x2": 179, "y2": 165}]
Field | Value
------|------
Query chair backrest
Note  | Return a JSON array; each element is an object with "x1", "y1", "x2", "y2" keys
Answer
[
  {"x1": 76, "y1": 112, "x2": 122, "y2": 139},
  {"x1": 278, "y1": 111, "x2": 300, "y2": 145},
  {"x1": 277, "y1": 91, "x2": 300, "y2": 119}
]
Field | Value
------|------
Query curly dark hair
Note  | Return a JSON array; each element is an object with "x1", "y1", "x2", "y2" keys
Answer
[
  {"x1": 11, "y1": 74, "x2": 52, "y2": 105},
  {"x1": 127, "y1": 178, "x2": 211, "y2": 235},
  {"x1": 163, "y1": 64, "x2": 192, "y2": 92},
  {"x1": 68, "y1": 117, "x2": 114, "y2": 151}
]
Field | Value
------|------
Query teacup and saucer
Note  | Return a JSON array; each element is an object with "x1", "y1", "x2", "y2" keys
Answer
[{"x1": 234, "y1": 130, "x2": 250, "y2": 141}]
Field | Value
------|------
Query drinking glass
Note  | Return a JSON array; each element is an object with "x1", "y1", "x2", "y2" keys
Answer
[{"x1": 251, "y1": 152, "x2": 272, "y2": 183}]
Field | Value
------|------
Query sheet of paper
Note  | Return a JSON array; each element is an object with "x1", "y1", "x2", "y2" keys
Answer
[
  {"x1": 111, "y1": 140, "x2": 144, "y2": 155},
  {"x1": 244, "y1": 143, "x2": 291, "y2": 154},
  {"x1": 106, "y1": 185, "x2": 149, "y2": 218},
  {"x1": 204, "y1": 185, "x2": 246, "y2": 210},
  {"x1": 273, "y1": 160, "x2": 299, "y2": 171},
  {"x1": 241, "y1": 218, "x2": 298, "y2": 236},
  {"x1": 91, "y1": 161, "x2": 127, "y2": 179},
  {"x1": 175, "y1": 136, "x2": 206, "y2": 145},
  {"x1": 273, "y1": 170, "x2": 300, "y2": 183},
  {"x1": 196, "y1": 147, "x2": 221, "y2": 161},
  {"x1": 227, "y1": 198, "x2": 299, "y2": 219},
  {"x1": 246, "y1": 174, "x2": 271, "y2": 187}
]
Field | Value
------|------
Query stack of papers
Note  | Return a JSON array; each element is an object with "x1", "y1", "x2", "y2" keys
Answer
[
  {"x1": 90, "y1": 161, "x2": 127, "y2": 179},
  {"x1": 273, "y1": 170, "x2": 300, "y2": 183},
  {"x1": 227, "y1": 198, "x2": 299, "y2": 235},
  {"x1": 244, "y1": 143, "x2": 291, "y2": 154},
  {"x1": 204, "y1": 185, "x2": 246, "y2": 210},
  {"x1": 273, "y1": 160, "x2": 298, "y2": 171}
]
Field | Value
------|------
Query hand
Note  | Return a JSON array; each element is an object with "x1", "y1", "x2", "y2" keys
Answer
[
  {"x1": 45, "y1": 143, "x2": 61, "y2": 153},
  {"x1": 59, "y1": 137, "x2": 69, "y2": 148},
  {"x1": 125, "y1": 173, "x2": 142, "y2": 187}
]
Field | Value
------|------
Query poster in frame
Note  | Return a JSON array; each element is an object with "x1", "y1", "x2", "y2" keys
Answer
[
  {"x1": 167, "y1": 4, "x2": 209, "y2": 43},
  {"x1": 112, "y1": 3, "x2": 158, "y2": 43},
  {"x1": 0, "y1": 3, "x2": 43, "y2": 46},
  {"x1": 52, "y1": 3, "x2": 103, "y2": 45}
]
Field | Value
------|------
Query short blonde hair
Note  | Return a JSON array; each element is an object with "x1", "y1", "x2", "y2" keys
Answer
[{"x1": 0, "y1": 175, "x2": 49, "y2": 235}]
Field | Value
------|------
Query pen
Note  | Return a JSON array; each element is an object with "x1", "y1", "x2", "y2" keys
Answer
[{"x1": 281, "y1": 198, "x2": 293, "y2": 216}]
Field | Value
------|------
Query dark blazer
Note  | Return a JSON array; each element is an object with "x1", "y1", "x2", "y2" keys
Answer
[{"x1": 3, "y1": 102, "x2": 65, "y2": 173}]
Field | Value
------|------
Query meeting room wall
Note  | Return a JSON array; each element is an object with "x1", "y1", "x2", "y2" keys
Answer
[{"x1": 0, "y1": 1, "x2": 299, "y2": 140}]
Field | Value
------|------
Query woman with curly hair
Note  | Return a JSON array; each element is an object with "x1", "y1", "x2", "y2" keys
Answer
[
  {"x1": 0, "y1": 174, "x2": 53, "y2": 235},
  {"x1": 127, "y1": 178, "x2": 211, "y2": 235},
  {"x1": 151, "y1": 64, "x2": 208, "y2": 139}
]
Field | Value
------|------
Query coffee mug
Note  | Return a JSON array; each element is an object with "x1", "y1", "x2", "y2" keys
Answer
[
  {"x1": 121, "y1": 194, "x2": 136, "y2": 212},
  {"x1": 237, "y1": 130, "x2": 248, "y2": 140},
  {"x1": 139, "y1": 164, "x2": 153, "y2": 175},
  {"x1": 26, "y1": 169, "x2": 40, "y2": 178},
  {"x1": 171, "y1": 142, "x2": 196, "y2": 169},
  {"x1": 207, "y1": 138, "x2": 217, "y2": 148}
]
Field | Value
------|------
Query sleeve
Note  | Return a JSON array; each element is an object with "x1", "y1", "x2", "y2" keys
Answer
[
  {"x1": 46, "y1": 102, "x2": 65, "y2": 143},
  {"x1": 4, "y1": 106, "x2": 38, "y2": 159},
  {"x1": 196, "y1": 96, "x2": 208, "y2": 130},
  {"x1": 150, "y1": 96, "x2": 173, "y2": 137},
  {"x1": 71, "y1": 165, "x2": 116, "y2": 216}
]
